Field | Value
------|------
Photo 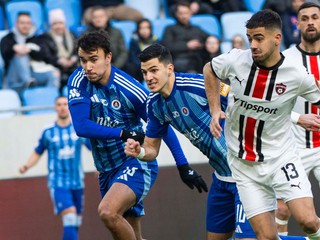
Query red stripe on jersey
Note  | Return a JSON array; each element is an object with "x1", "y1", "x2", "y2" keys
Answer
[
  {"x1": 244, "y1": 117, "x2": 257, "y2": 161},
  {"x1": 309, "y1": 55, "x2": 320, "y2": 80},
  {"x1": 311, "y1": 104, "x2": 320, "y2": 147},
  {"x1": 252, "y1": 69, "x2": 269, "y2": 99}
]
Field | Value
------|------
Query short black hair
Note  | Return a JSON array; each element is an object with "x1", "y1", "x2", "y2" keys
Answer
[
  {"x1": 246, "y1": 9, "x2": 282, "y2": 31},
  {"x1": 17, "y1": 11, "x2": 31, "y2": 18},
  {"x1": 76, "y1": 30, "x2": 111, "y2": 55},
  {"x1": 138, "y1": 43, "x2": 173, "y2": 65},
  {"x1": 298, "y1": 2, "x2": 320, "y2": 16}
]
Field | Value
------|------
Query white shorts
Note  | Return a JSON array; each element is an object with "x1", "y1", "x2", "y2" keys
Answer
[
  {"x1": 299, "y1": 147, "x2": 320, "y2": 182},
  {"x1": 228, "y1": 149, "x2": 312, "y2": 219}
]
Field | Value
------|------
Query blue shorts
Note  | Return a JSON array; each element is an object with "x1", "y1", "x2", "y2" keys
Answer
[
  {"x1": 234, "y1": 191, "x2": 256, "y2": 238},
  {"x1": 99, "y1": 158, "x2": 158, "y2": 217},
  {"x1": 50, "y1": 188, "x2": 84, "y2": 215},
  {"x1": 207, "y1": 173, "x2": 256, "y2": 238},
  {"x1": 206, "y1": 173, "x2": 238, "y2": 233}
]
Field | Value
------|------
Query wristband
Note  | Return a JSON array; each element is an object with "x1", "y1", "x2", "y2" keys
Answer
[
  {"x1": 275, "y1": 217, "x2": 288, "y2": 225},
  {"x1": 291, "y1": 111, "x2": 300, "y2": 124},
  {"x1": 137, "y1": 147, "x2": 145, "y2": 159}
]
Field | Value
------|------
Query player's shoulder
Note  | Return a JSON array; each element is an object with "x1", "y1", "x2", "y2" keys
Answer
[
  {"x1": 68, "y1": 67, "x2": 87, "y2": 88},
  {"x1": 175, "y1": 72, "x2": 204, "y2": 88},
  {"x1": 282, "y1": 45, "x2": 299, "y2": 57},
  {"x1": 40, "y1": 122, "x2": 55, "y2": 135}
]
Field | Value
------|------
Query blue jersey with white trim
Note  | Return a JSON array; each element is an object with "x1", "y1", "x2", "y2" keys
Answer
[
  {"x1": 68, "y1": 66, "x2": 149, "y2": 172},
  {"x1": 146, "y1": 72, "x2": 232, "y2": 177},
  {"x1": 35, "y1": 122, "x2": 87, "y2": 189}
]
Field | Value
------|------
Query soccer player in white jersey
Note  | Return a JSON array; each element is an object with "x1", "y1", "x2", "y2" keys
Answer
[
  {"x1": 19, "y1": 96, "x2": 92, "y2": 240},
  {"x1": 203, "y1": 9, "x2": 320, "y2": 240},
  {"x1": 275, "y1": 2, "x2": 320, "y2": 236}
]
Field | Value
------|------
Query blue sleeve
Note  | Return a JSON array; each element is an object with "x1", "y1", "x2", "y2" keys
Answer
[
  {"x1": 162, "y1": 126, "x2": 188, "y2": 166},
  {"x1": 34, "y1": 131, "x2": 46, "y2": 155},
  {"x1": 69, "y1": 101, "x2": 121, "y2": 139}
]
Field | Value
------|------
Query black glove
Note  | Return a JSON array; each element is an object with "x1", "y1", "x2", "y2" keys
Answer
[
  {"x1": 120, "y1": 129, "x2": 145, "y2": 145},
  {"x1": 177, "y1": 164, "x2": 208, "y2": 193}
]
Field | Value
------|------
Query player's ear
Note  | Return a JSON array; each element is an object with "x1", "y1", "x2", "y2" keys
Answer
[{"x1": 168, "y1": 63, "x2": 174, "y2": 74}]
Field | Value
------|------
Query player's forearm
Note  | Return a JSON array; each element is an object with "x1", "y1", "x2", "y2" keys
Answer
[
  {"x1": 203, "y1": 62, "x2": 221, "y2": 115},
  {"x1": 21, "y1": 152, "x2": 41, "y2": 173},
  {"x1": 138, "y1": 137, "x2": 161, "y2": 161}
]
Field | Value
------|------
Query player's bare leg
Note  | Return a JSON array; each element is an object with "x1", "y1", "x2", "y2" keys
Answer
[
  {"x1": 276, "y1": 199, "x2": 291, "y2": 235},
  {"x1": 287, "y1": 197, "x2": 320, "y2": 239},
  {"x1": 127, "y1": 216, "x2": 145, "y2": 240},
  {"x1": 98, "y1": 182, "x2": 137, "y2": 240},
  {"x1": 207, "y1": 231, "x2": 233, "y2": 240},
  {"x1": 249, "y1": 211, "x2": 279, "y2": 240}
]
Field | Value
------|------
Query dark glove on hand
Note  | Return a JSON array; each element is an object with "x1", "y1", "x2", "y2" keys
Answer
[
  {"x1": 177, "y1": 164, "x2": 208, "y2": 193},
  {"x1": 120, "y1": 129, "x2": 145, "y2": 145}
]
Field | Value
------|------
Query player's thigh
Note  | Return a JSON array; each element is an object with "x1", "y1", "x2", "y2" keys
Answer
[
  {"x1": 50, "y1": 187, "x2": 76, "y2": 215},
  {"x1": 71, "y1": 189, "x2": 84, "y2": 214},
  {"x1": 286, "y1": 197, "x2": 317, "y2": 223}
]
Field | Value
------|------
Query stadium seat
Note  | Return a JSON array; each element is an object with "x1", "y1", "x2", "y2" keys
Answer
[
  {"x1": 62, "y1": 85, "x2": 68, "y2": 97},
  {"x1": 111, "y1": 20, "x2": 136, "y2": 49},
  {"x1": 0, "y1": 6, "x2": 5, "y2": 30},
  {"x1": 220, "y1": 11, "x2": 253, "y2": 41},
  {"x1": 44, "y1": 0, "x2": 81, "y2": 29},
  {"x1": 243, "y1": 0, "x2": 265, "y2": 13},
  {"x1": 0, "y1": 89, "x2": 22, "y2": 118},
  {"x1": 152, "y1": 17, "x2": 176, "y2": 40},
  {"x1": 125, "y1": 0, "x2": 161, "y2": 20},
  {"x1": 22, "y1": 86, "x2": 59, "y2": 115},
  {"x1": 5, "y1": 0, "x2": 45, "y2": 32},
  {"x1": 190, "y1": 14, "x2": 221, "y2": 38},
  {"x1": 220, "y1": 41, "x2": 232, "y2": 53}
]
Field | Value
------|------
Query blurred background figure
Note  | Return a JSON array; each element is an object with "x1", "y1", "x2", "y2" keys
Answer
[
  {"x1": 126, "y1": 18, "x2": 158, "y2": 82},
  {"x1": 161, "y1": 1, "x2": 208, "y2": 73},
  {"x1": 167, "y1": 0, "x2": 214, "y2": 16},
  {"x1": 232, "y1": 34, "x2": 247, "y2": 50},
  {"x1": 29, "y1": 9, "x2": 78, "y2": 94},
  {"x1": 19, "y1": 96, "x2": 91, "y2": 240},
  {"x1": 281, "y1": 0, "x2": 305, "y2": 48},
  {"x1": 0, "y1": 12, "x2": 56, "y2": 98},
  {"x1": 82, "y1": 0, "x2": 143, "y2": 24},
  {"x1": 201, "y1": 35, "x2": 221, "y2": 69},
  {"x1": 86, "y1": 5, "x2": 128, "y2": 71}
]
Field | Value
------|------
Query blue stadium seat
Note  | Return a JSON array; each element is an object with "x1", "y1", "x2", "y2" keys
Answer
[
  {"x1": 22, "y1": 86, "x2": 59, "y2": 115},
  {"x1": 111, "y1": 20, "x2": 136, "y2": 49},
  {"x1": 0, "y1": 6, "x2": 5, "y2": 30},
  {"x1": 125, "y1": 0, "x2": 161, "y2": 20},
  {"x1": 243, "y1": 0, "x2": 265, "y2": 13},
  {"x1": 44, "y1": 0, "x2": 81, "y2": 29},
  {"x1": 152, "y1": 17, "x2": 176, "y2": 40},
  {"x1": 190, "y1": 14, "x2": 221, "y2": 38},
  {"x1": 62, "y1": 85, "x2": 68, "y2": 97},
  {"x1": 220, "y1": 11, "x2": 253, "y2": 41},
  {"x1": 0, "y1": 89, "x2": 22, "y2": 118},
  {"x1": 5, "y1": 0, "x2": 45, "y2": 32}
]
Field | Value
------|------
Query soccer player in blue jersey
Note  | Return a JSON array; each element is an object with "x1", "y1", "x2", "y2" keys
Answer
[
  {"x1": 19, "y1": 96, "x2": 91, "y2": 240},
  {"x1": 67, "y1": 31, "x2": 207, "y2": 240}
]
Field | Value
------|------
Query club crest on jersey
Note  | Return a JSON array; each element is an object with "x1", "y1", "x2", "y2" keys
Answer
[
  {"x1": 111, "y1": 99, "x2": 121, "y2": 110},
  {"x1": 275, "y1": 83, "x2": 286, "y2": 95},
  {"x1": 181, "y1": 107, "x2": 189, "y2": 116}
]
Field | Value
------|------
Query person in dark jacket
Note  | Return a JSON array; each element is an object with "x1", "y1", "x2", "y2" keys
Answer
[
  {"x1": 0, "y1": 11, "x2": 56, "y2": 97},
  {"x1": 30, "y1": 9, "x2": 78, "y2": 94},
  {"x1": 161, "y1": 1, "x2": 208, "y2": 73},
  {"x1": 126, "y1": 18, "x2": 158, "y2": 82},
  {"x1": 86, "y1": 5, "x2": 128, "y2": 71}
]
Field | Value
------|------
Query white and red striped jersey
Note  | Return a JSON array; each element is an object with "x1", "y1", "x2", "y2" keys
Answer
[
  {"x1": 284, "y1": 45, "x2": 320, "y2": 149},
  {"x1": 210, "y1": 48, "x2": 320, "y2": 162}
]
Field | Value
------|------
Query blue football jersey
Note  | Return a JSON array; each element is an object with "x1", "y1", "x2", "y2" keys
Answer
[
  {"x1": 68, "y1": 66, "x2": 149, "y2": 172},
  {"x1": 146, "y1": 72, "x2": 232, "y2": 177},
  {"x1": 35, "y1": 122, "x2": 87, "y2": 189}
]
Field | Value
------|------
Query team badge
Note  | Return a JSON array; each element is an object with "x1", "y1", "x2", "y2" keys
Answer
[
  {"x1": 275, "y1": 83, "x2": 286, "y2": 95},
  {"x1": 111, "y1": 99, "x2": 121, "y2": 110},
  {"x1": 181, "y1": 107, "x2": 189, "y2": 116}
]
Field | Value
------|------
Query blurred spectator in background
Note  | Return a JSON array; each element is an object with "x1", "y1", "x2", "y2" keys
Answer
[
  {"x1": 263, "y1": 0, "x2": 291, "y2": 15},
  {"x1": 281, "y1": 0, "x2": 305, "y2": 48},
  {"x1": 231, "y1": 34, "x2": 247, "y2": 50},
  {"x1": 86, "y1": 5, "x2": 128, "y2": 70},
  {"x1": 200, "y1": 35, "x2": 221, "y2": 69},
  {"x1": 167, "y1": 0, "x2": 214, "y2": 16},
  {"x1": 0, "y1": 12, "x2": 56, "y2": 98},
  {"x1": 126, "y1": 18, "x2": 158, "y2": 82},
  {"x1": 29, "y1": 9, "x2": 78, "y2": 94},
  {"x1": 162, "y1": 1, "x2": 208, "y2": 73},
  {"x1": 210, "y1": 0, "x2": 247, "y2": 12},
  {"x1": 82, "y1": 0, "x2": 143, "y2": 25}
]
